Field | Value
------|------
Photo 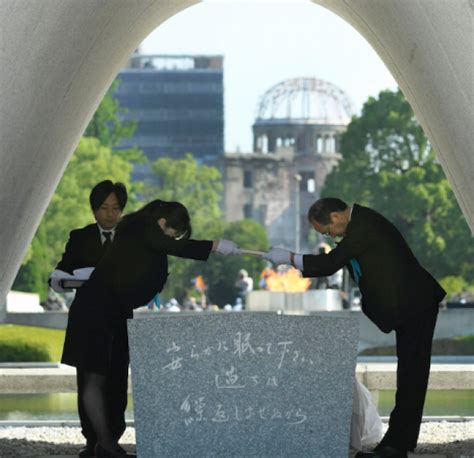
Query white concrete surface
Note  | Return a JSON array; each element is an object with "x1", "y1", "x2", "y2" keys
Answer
[
  {"x1": 1, "y1": 363, "x2": 472, "y2": 394},
  {"x1": 6, "y1": 291, "x2": 43, "y2": 313},
  {"x1": 357, "y1": 363, "x2": 474, "y2": 392},
  {"x1": 248, "y1": 290, "x2": 344, "y2": 312}
]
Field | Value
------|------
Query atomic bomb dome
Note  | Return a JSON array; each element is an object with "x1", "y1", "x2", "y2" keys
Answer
[
  {"x1": 223, "y1": 76, "x2": 353, "y2": 251},
  {"x1": 255, "y1": 77, "x2": 353, "y2": 125},
  {"x1": 252, "y1": 77, "x2": 352, "y2": 156}
]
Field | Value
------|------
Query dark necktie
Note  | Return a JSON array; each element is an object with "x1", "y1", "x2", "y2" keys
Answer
[{"x1": 102, "y1": 231, "x2": 112, "y2": 250}]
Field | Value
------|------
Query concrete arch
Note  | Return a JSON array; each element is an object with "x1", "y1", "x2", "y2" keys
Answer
[{"x1": 0, "y1": 0, "x2": 472, "y2": 313}]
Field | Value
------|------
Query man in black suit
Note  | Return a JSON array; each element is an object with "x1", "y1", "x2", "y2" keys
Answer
[
  {"x1": 263, "y1": 198, "x2": 445, "y2": 458},
  {"x1": 50, "y1": 180, "x2": 128, "y2": 457}
]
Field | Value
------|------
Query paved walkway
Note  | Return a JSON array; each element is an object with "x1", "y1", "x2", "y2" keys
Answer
[
  {"x1": 26, "y1": 455, "x2": 457, "y2": 457},
  {"x1": 0, "y1": 423, "x2": 472, "y2": 457}
]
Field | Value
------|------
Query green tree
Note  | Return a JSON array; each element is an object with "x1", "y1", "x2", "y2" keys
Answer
[
  {"x1": 439, "y1": 276, "x2": 474, "y2": 300},
  {"x1": 145, "y1": 155, "x2": 269, "y2": 305},
  {"x1": 202, "y1": 219, "x2": 269, "y2": 306},
  {"x1": 144, "y1": 154, "x2": 223, "y2": 302},
  {"x1": 322, "y1": 89, "x2": 474, "y2": 280},
  {"x1": 160, "y1": 218, "x2": 269, "y2": 306},
  {"x1": 145, "y1": 153, "x2": 222, "y2": 227},
  {"x1": 14, "y1": 78, "x2": 147, "y2": 299},
  {"x1": 84, "y1": 79, "x2": 147, "y2": 201},
  {"x1": 84, "y1": 80, "x2": 136, "y2": 148},
  {"x1": 14, "y1": 137, "x2": 135, "y2": 299}
]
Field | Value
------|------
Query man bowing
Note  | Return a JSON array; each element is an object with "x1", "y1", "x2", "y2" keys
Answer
[{"x1": 263, "y1": 197, "x2": 445, "y2": 458}]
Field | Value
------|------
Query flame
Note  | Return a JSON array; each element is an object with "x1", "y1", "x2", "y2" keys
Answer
[{"x1": 260, "y1": 267, "x2": 311, "y2": 292}]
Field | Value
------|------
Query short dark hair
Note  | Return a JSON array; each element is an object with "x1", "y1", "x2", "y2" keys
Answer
[
  {"x1": 307, "y1": 198, "x2": 348, "y2": 225},
  {"x1": 89, "y1": 180, "x2": 128, "y2": 212}
]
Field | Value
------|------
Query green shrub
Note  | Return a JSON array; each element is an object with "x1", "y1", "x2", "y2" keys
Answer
[
  {"x1": 0, "y1": 324, "x2": 65, "y2": 362},
  {"x1": 0, "y1": 340, "x2": 50, "y2": 362},
  {"x1": 439, "y1": 276, "x2": 474, "y2": 299}
]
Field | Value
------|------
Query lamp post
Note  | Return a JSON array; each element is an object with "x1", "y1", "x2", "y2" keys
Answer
[{"x1": 294, "y1": 174, "x2": 302, "y2": 253}]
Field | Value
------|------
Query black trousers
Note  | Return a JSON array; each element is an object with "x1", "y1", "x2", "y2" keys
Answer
[
  {"x1": 76, "y1": 333, "x2": 129, "y2": 444},
  {"x1": 381, "y1": 304, "x2": 439, "y2": 451}
]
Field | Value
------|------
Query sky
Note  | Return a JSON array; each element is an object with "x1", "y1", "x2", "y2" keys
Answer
[{"x1": 141, "y1": 0, "x2": 398, "y2": 152}]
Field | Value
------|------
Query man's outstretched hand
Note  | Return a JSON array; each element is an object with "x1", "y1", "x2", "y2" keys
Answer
[{"x1": 262, "y1": 247, "x2": 293, "y2": 266}]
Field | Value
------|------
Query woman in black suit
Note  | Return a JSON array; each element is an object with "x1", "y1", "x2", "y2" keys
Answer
[{"x1": 61, "y1": 200, "x2": 239, "y2": 457}]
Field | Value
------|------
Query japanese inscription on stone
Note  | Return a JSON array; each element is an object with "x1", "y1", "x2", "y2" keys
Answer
[{"x1": 128, "y1": 313, "x2": 359, "y2": 457}]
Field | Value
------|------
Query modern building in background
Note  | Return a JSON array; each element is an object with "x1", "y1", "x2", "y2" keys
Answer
[
  {"x1": 113, "y1": 55, "x2": 350, "y2": 254},
  {"x1": 222, "y1": 77, "x2": 353, "y2": 252},
  {"x1": 114, "y1": 53, "x2": 224, "y2": 180}
]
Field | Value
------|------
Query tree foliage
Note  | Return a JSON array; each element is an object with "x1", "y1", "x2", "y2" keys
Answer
[
  {"x1": 14, "y1": 82, "x2": 269, "y2": 305},
  {"x1": 84, "y1": 79, "x2": 147, "y2": 203},
  {"x1": 14, "y1": 80, "x2": 143, "y2": 300},
  {"x1": 188, "y1": 219, "x2": 269, "y2": 306},
  {"x1": 144, "y1": 155, "x2": 269, "y2": 305},
  {"x1": 84, "y1": 80, "x2": 136, "y2": 148},
  {"x1": 13, "y1": 138, "x2": 135, "y2": 299},
  {"x1": 144, "y1": 153, "x2": 223, "y2": 230},
  {"x1": 439, "y1": 276, "x2": 474, "y2": 300},
  {"x1": 322, "y1": 89, "x2": 474, "y2": 281}
]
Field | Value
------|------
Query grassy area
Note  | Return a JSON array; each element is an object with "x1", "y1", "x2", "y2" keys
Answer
[
  {"x1": 361, "y1": 335, "x2": 474, "y2": 356},
  {"x1": 378, "y1": 389, "x2": 474, "y2": 416},
  {"x1": 0, "y1": 324, "x2": 65, "y2": 362}
]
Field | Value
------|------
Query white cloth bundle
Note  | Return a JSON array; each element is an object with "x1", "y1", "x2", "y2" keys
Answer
[{"x1": 350, "y1": 378, "x2": 384, "y2": 451}]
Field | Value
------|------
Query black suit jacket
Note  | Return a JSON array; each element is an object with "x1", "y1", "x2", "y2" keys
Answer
[
  {"x1": 74, "y1": 216, "x2": 213, "y2": 320},
  {"x1": 56, "y1": 223, "x2": 106, "y2": 273},
  {"x1": 302, "y1": 204, "x2": 445, "y2": 333}
]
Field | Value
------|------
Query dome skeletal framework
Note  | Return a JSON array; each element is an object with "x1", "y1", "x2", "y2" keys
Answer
[{"x1": 255, "y1": 77, "x2": 353, "y2": 125}]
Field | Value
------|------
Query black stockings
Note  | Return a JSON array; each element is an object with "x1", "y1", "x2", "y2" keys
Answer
[{"x1": 81, "y1": 370, "x2": 118, "y2": 451}]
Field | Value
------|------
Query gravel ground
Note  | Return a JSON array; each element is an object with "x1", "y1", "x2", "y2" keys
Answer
[{"x1": 0, "y1": 422, "x2": 472, "y2": 457}]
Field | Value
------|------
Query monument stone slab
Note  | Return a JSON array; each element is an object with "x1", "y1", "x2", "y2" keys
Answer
[{"x1": 128, "y1": 313, "x2": 359, "y2": 457}]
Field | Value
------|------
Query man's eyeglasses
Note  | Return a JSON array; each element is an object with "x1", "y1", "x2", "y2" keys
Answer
[
  {"x1": 175, "y1": 231, "x2": 187, "y2": 240},
  {"x1": 322, "y1": 221, "x2": 333, "y2": 237}
]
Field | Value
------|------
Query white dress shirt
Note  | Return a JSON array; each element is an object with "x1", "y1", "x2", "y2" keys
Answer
[{"x1": 97, "y1": 224, "x2": 116, "y2": 244}]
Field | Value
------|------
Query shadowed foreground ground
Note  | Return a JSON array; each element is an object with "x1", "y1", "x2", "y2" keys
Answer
[{"x1": 0, "y1": 424, "x2": 472, "y2": 457}]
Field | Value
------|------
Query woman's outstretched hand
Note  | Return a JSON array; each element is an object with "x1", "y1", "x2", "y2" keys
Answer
[{"x1": 213, "y1": 240, "x2": 242, "y2": 256}]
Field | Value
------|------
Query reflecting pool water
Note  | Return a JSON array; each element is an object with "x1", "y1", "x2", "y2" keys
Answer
[
  {"x1": 0, "y1": 391, "x2": 472, "y2": 421},
  {"x1": 0, "y1": 393, "x2": 133, "y2": 421}
]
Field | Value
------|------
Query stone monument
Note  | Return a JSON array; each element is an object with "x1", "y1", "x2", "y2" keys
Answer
[{"x1": 128, "y1": 313, "x2": 359, "y2": 457}]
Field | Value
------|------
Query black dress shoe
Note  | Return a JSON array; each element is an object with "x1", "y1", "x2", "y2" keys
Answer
[
  {"x1": 373, "y1": 445, "x2": 408, "y2": 458},
  {"x1": 78, "y1": 443, "x2": 96, "y2": 457},
  {"x1": 94, "y1": 444, "x2": 136, "y2": 458}
]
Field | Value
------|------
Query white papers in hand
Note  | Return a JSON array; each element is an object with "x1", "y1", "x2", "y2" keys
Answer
[
  {"x1": 52, "y1": 267, "x2": 95, "y2": 289},
  {"x1": 72, "y1": 267, "x2": 95, "y2": 280}
]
